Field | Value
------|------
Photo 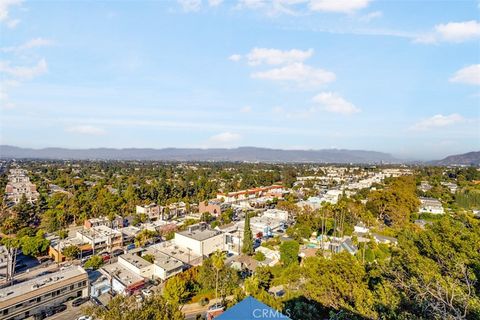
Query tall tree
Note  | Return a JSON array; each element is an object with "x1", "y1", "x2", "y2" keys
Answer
[
  {"x1": 212, "y1": 250, "x2": 226, "y2": 302},
  {"x1": 242, "y1": 213, "x2": 254, "y2": 255}
]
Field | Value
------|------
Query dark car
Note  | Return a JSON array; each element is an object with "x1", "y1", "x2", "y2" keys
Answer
[
  {"x1": 15, "y1": 262, "x2": 27, "y2": 270},
  {"x1": 112, "y1": 249, "x2": 124, "y2": 257},
  {"x1": 72, "y1": 297, "x2": 89, "y2": 307},
  {"x1": 45, "y1": 304, "x2": 67, "y2": 316},
  {"x1": 91, "y1": 296, "x2": 103, "y2": 307}
]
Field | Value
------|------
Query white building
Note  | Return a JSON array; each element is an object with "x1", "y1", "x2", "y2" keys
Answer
[
  {"x1": 0, "y1": 266, "x2": 88, "y2": 320},
  {"x1": 419, "y1": 197, "x2": 444, "y2": 214},
  {"x1": 75, "y1": 225, "x2": 123, "y2": 253},
  {"x1": 174, "y1": 225, "x2": 225, "y2": 257}
]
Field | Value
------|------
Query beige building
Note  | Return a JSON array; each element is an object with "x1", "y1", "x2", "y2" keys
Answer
[
  {"x1": 75, "y1": 225, "x2": 123, "y2": 254},
  {"x1": 0, "y1": 266, "x2": 88, "y2": 320}
]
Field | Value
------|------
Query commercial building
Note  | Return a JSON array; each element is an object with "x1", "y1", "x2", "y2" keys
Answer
[
  {"x1": 75, "y1": 225, "x2": 123, "y2": 254},
  {"x1": 142, "y1": 249, "x2": 184, "y2": 280},
  {"x1": 216, "y1": 185, "x2": 285, "y2": 203},
  {"x1": 0, "y1": 266, "x2": 88, "y2": 320},
  {"x1": 100, "y1": 262, "x2": 145, "y2": 296},
  {"x1": 174, "y1": 224, "x2": 225, "y2": 257},
  {"x1": 198, "y1": 199, "x2": 231, "y2": 217}
]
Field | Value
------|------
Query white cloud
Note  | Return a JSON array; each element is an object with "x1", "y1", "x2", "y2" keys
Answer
[
  {"x1": 0, "y1": 79, "x2": 19, "y2": 109},
  {"x1": 65, "y1": 125, "x2": 106, "y2": 135},
  {"x1": 178, "y1": 0, "x2": 202, "y2": 12},
  {"x1": 415, "y1": 20, "x2": 480, "y2": 44},
  {"x1": 246, "y1": 47, "x2": 314, "y2": 66},
  {"x1": 240, "y1": 106, "x2": 252, "y2": 113},
  {"x1": 411, "y1": 114, "x2": 464, "y2": 131},
  {"x1": 208, "y1": 0, "x2": 222, "y2": 6},
  {"x1": 1, "y1": 38, "x2": 53, "y2": 53},
  {"x1": 0, "y1": 59, "x2": 48, "y2": 80},
  {"x1": 5, "y1": 18, "x2": 18, "y2": 28},
  {"x1": 359, "y1": 10, "x2": 382, "y2": 22},
  {"x1": 308, "y1": 0, "x2": 372, "y2": 13},
  {"x1": 450, "y1": 64, "x2": 480, "y2": 85},
  {"x1": 436, "y1": 20, "x2": 480, "y2": 42},
  {"x1": 0, "y1": 0, "x2": 22, "y2": 26},
  {"x1": 228, "y1": 54, "x2": 242, "y2": 62},
  {"x1": 251, "y1": 62, "x2": 335, "y2": 86},
  {"x1": 209, "y1": 131, "x2": 241, "y2": 143},
  {"x1": 237, "y1": 0, "x2": 267, "y2": 10},
  {"x1": 312, "y1": 92, "x2": 360, "y2": 115}
]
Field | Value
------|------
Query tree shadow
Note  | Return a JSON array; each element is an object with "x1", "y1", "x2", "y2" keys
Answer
[{"x1": 282, "y1": 296, "x2": 370, "y2": 320}]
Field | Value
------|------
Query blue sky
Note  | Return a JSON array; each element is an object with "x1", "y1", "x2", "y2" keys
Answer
[{"x1": 0, "y1": 0, "x2": 479, "y2": 160}]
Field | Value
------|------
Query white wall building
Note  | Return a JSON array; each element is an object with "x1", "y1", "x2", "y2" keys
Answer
[{"x1": 174, "y1": 226, "x2": 225, "y2": 257}]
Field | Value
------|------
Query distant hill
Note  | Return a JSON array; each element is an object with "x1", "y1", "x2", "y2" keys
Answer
[
  {"x1": 431, "y1": 151, "x2": 480, "y2": 166},
  {"x1": 0, "y1": 145, "x2": 398, "y2": 164}
]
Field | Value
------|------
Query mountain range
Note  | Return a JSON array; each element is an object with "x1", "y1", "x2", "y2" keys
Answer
[
  {"x1": 0, "y1": 145, "x2": 397, "y2": 163},
  {"x1": 430, "y1": 151, "x2": 480, "y2": 166},
  {"x1": 1, "y1": 145, "x2": 478, "y2": 165}
]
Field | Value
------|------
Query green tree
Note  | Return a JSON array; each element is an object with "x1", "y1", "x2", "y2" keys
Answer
[
  {"x1": 142, "y1": 254, "x2": 155, "y2": 264},
  {"x1": 254, "y1": 251, "x2": 266, "y2": 262},
  {"x1": 280, "y1": 240, "x2": 299, "y2": 266},
  {"x1": 63, "y1": 245, "x2": 80, "y2": 260},
  {"x1": 86, "y1": 292, "x2": 184, "y2": 320},
  {"x1": 84, "y1": 255, "x2": 104, "y2": 270},
  {"x1": 211, "y1": 250, "x2": 226, "y2": 302},
  {"x1": 20, "y1": 233, "x2": 49, "y2": 257},
  {"x1": 242, "y1": 213, "x2": 254, "y2": 255},
  {"x1": 163, "y1": 276, "x2": 190, "y2": 310}
]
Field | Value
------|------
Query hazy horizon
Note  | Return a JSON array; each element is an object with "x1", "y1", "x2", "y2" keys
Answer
[{"x1": 0, "y1": 0, "x2": 479, "y2": 160}]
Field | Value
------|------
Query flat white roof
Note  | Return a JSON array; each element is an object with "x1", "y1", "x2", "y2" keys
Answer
[{"x1": 0, "y1": 266, "x2": 87, "y2": 302}]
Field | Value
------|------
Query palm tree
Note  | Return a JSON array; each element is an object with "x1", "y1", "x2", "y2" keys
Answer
[
  {"x1": 211, "y1": 250, "x2": 227, "y2": 303},
  {"x1": 56, "y1": 229, "x2": 68, "y2": 266},
  {"x1": 1, "y1": 237, "x2": 21, "y2": 285}
]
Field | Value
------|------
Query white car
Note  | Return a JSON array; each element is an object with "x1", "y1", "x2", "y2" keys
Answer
[
  {"x1": 141, "y1": 289, "x2": 153, "y2": 297},
  {"x1": 77, "y1": 316, "x2": 92, "y2": 320}
]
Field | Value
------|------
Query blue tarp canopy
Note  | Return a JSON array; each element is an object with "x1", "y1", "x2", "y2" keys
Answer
[{"x1": 216, "y1": 296, "x2": 291, "y2": 320}]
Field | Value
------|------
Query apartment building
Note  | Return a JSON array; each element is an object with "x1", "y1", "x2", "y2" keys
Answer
[
  {"x1": 419, "y1": 197, "x2": 445, "y2": 214},
  {"x1": 0, "y1": 266, "x2": 88, "y2": 320},
  {"x1": 4, "y1": 169, "x2": 39, "y2": 205},
  {"x1": 216, "y1": 185, "x2": 285, "y2": 203},
  {"x1": 75, "y1": 225, "x2": 123, "y2": 253},
  {"x1": 136, "y1": 204, "x2": 161, "y2": 220}
]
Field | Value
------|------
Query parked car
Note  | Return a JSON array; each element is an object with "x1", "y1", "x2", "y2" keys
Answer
[
  {"x1": 77, "y1": 316, "x2": 92, "y2": 320},
  {"x1": 135, "y1": 294, "x2": 143, "y2": 303},
  {"x1": 101, "y1": 254, "x2": 111, "y2": 262},
  {"x1": 208, "y1": 303, "x2": 224, "y2": 311},
  {"x1": 91, "y1": 296, "x2": 103, "y2": 307},
  {"x1": 112, "y1": 249, "x2": 124, "y2": 257},
  {"x1": 72, "y1": 297, "x2": 89, "y2": 307},
  {"x1": 45, "y1": 304, "x2": 67, "y2": 316}
]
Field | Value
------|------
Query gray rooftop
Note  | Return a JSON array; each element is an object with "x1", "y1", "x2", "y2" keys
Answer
[
  {"x1": 0, "y1": 266, "x2": 87, "y2": 302},
  {"x1": 176, "y1": 229, "x2": 223, "y2": 241},
  {"x1": 119, "y1": 253, "x2": 152, "y2": 269}
]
